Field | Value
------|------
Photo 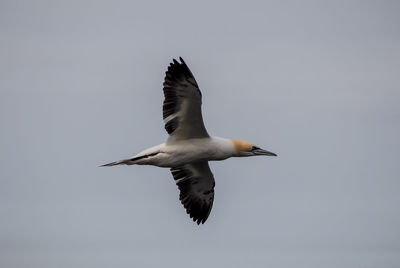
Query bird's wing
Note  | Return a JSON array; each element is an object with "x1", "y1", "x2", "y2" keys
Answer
[
  {"x1": 163, "y1": 57, "x2": 209, "y2": 141},
  {"x1": 170, "y1": 161, "x2": 215, "y2": 224}
]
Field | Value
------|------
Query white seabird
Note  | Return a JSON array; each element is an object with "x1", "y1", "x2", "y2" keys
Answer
[{"x1": 102, "y1": 57, "x2": 277, "y2": 224}]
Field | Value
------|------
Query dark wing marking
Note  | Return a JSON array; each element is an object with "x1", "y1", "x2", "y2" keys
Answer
[
  {"x1": 170, "y1": 161, "x2": 215, "y2": 224},
  {"x1": 162, "y1": 57, "x2": 209, "y2": 140}
]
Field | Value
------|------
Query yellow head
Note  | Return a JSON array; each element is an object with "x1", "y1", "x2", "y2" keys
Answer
[{"x1": 230, "y1": 139, "x2": 277, "y2": 157}]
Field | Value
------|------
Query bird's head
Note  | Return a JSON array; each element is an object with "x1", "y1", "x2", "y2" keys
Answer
[{"x1": 230, "y1": 139, "x2": 277, "y2": 157}]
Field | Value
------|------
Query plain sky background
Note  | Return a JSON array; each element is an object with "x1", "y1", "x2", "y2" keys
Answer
[{"x1": 1, "y1": 1, "x2": 399, "y2": 267}]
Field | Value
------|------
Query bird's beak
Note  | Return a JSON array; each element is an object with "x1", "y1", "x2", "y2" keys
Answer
[{"x1": 253, "y1": 148, "x2": 277, "y2": 156}]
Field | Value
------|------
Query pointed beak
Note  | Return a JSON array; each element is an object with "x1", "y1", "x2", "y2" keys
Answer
[{"x1": 253, "y1": 148, "x2": 277, "y2": 156}]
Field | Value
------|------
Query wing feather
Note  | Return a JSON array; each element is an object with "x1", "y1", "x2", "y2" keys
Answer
[
  {"x1": 162, "y1": 57, "x2": 209, "y2": 140},
  {"x1": 170, "y1": 161, "x2": 215, "y2": 224}
]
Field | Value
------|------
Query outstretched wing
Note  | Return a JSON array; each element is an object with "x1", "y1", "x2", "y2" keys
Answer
[
  {"x1": 163, "y1": 57, "x2": 209, "y2": 140},
  {"x1": 170, "y1": 161, "x2": 215, "y2": 224}
]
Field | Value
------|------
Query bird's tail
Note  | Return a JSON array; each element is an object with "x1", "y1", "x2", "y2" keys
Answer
[
  {"x1": 100, "y1": 153, "x2": 156, "y2": 167},
  {"x1": 100, "y1": 158, "x2": 136, "y2": 167}
]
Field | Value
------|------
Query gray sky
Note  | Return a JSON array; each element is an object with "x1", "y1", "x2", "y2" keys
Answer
[{"x1": 1, "y1": 0, "x2": 400, "y2": 267}]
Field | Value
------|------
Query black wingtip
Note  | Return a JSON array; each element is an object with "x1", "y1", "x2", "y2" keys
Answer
[{"x1": 171, "y1": 57, "x2": 186, "y2": 66}]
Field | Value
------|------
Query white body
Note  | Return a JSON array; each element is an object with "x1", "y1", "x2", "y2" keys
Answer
[{"x1": 131, "y1": 137, "x2": 235, "y2": 167}]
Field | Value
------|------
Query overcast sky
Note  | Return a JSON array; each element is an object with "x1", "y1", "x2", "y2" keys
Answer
[{"x1": 1, "y1": 1, "x2": 400, "y2": 267}]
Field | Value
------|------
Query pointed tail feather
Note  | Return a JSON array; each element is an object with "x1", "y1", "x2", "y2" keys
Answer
[
  {"x1": 100, "y1": 158, "x2": 133, "y2": 167},
  {"x1": 100, "y1": 153, "x2": 158, "y2": 167},
  {"x1": 100, "y1": 161, "x2": 120, "y2": 167}
]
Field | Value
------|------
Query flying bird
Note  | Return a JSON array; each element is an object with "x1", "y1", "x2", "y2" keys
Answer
[{"x1": 102, "y1": 57, "x2": 276, "y2": 224}]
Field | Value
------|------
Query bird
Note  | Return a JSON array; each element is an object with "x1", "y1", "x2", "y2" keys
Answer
[{"x1": 101, "y1": 57, "x2": 277, "y2": 224}]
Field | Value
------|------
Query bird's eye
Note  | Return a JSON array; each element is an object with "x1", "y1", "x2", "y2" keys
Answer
[{"x1": 251, "y1": 146, "x2": 260, "y2": 151}]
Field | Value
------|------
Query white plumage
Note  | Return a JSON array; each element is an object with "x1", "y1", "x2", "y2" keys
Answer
[{"x1": 102, "y1": 57, "x2": 276, "y2": 224}]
